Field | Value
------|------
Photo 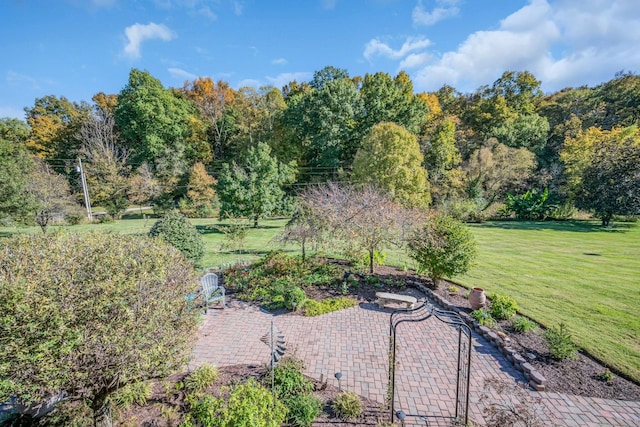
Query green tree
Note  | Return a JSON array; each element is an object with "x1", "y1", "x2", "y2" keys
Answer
[
  {"x1": 149, "y1": 211, "x2": 205, "y2": 264},
  {"x1": 218, "y1": 142, "x2": 296, "y2": 227},
  {"x1": 408, "y1": 214, "x2": 477, "y2": 288},
  {"x1": 0, "y1": 232, "x2": 199, "y2": 427},
  {"x1": 297, "y1": 78, "x2": 363, "y2": 177},
  {"x1": 562, "y1": 126, "x2": 640, "y2": 225},
  {"x1": 360, "y1": 71, "x2": 428, "y2": 135},
  {"x1": 464, "y1": 71, "x2": 549, "y2": 153},
  {"x1": 351, "y1": 122, "x2": 430, "y2": 208},
  {"x1": 115, "y1": 69, "x2": 201, "y2": 180},
  {"x1": 26, "y1": 160, "x2": 78, "y2": 233},
  {"x1": 0, "y1": 137, "x2": 36, "y2": 224},
  {"x1": 0, "y1": 117, "x2": 30, "y2": 144}
]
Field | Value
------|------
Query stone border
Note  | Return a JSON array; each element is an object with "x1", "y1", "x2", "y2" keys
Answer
[{"x1": 406, "y1": 280, "x2": 547, "y2": 391}]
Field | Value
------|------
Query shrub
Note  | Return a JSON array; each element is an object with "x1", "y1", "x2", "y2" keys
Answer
[
  {"x1": 303, "y1": 298, "x2": 357, "y2": 317},
  {"x1": 511, "y1": 316, "x2": 538, "y2": 333},
  {"x1": 471, "y1": 309, "x2": 496, "y2": 327},
  {"x1": 149, "y1": 210, "x2": 204, "y2": 264},
  {"x1": 0, "y1": 232, "x2": 199, "y2": 425},
  {"x1": 332, "y1": 391, "x2": 363, "y2": 420},
  {"x1": 188, "y1": 378, "x2": 286, "y2": 427},
  {"x1": 285, "y1": 394, "x2": 322, "y2": 427},
  {"x1": 544, "y1": 323, "x2": 578, "y2": 360},
  {"x1": 407, "y1": 214, "x2": 477, "y2": 288},
  {"x1": 508, "y1": 315, "x2": 532, "y2": 332},
  {"x1": 284, "y1": 286, "x2": 307, "y2": 311},
  {"x1": 502, "y1": 188, "x2": 557, "y2": 220},
  {"x1": 489, "y1": 294, "x2": 519, "y2": 320},
  {"x1": 184, "y1": 363, "x2": 219, "y2": 394},
  {"x1": 270, "y1": 357, "x2": 314, "y2": 399},
  {"x1": 110, "y1": 381, "x2": 152, "y2": 409}
]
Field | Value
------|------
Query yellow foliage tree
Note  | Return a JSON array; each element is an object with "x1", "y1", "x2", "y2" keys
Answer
[{"x1": 351, "y1": 122, "x2": 430, "y2": 208}]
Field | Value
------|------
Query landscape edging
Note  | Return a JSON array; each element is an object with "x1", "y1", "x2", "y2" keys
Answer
[{"x1": 406, "y1": 280, "x2": 547, "y2": 391}]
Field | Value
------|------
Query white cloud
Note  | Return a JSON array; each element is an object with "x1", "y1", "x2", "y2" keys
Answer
[
  {"x1": 399, "y1": 52, "x2": 430, "y2": 69},
  {"x1": 168, "y1": 67, "x2": 197, "y2": 81},
  {"x1": 265, "y1": 72, "x2": 313, "y2": 89},
  {"x1": 271, "y1": 58, "x2": 288, "y2": 65},
  {"x1": 412, "y1": 0, "x2": 461, "y2": 26},
  {"x1": 364, "y1": 36, "x2": 431, "y2": 61},
  {"x1": 412, "y1": 0, "x2": 640, "y2": 93},
  {"x1": 196, "y1": 6, "x2": 217, "y2": 20},
  {"x1": 123, "y1": 23, "x2": 176, "y2": 59}
]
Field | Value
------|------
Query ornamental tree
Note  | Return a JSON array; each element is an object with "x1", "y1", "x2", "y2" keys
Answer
[
  {"x1": 407, "y1": 214, "x2": 477, "y2": 288},
  {"x1": 301, "y1": 183, "x2": 425, "y2": 273},
  {"x1": 0, "y1": 232, "x2": 199, "y2": 427}
]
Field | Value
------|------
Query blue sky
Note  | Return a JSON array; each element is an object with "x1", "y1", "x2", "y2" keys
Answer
[{"x1": 2, "y1": 0, "x2": 640, "y2": 120}]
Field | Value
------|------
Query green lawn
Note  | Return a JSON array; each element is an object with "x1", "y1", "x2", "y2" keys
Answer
[
  {"x1": 2, "y1": 217, "x2": 639, "y2": 383},
  {"x1": 458, "y1": 220, "x2": 640, "y2": 384}
]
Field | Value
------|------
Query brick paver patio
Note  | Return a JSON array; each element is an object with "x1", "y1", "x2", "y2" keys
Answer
[{"x1": 192, "y1": 298, "x2": 640, "y2": 426}]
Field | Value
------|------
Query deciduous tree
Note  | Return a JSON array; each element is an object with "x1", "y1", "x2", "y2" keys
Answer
[
  {"x1": 80, "y1": 113, "x2": 130, "y2": 218},
  {"x1": 24, "y1": 95, "x2": 91, "y2": 165},
  {"x1": 301, "y1": 183, "x2": 424, "y2": 273},
  {"x1": 351, "y1": 122, "x2": 430, "y2": 208},
  {"x1": 217, "y1": 142, "x2": 296, "y2": 227},
  {"x1": 184, "y1": 162, "x2": 217, "y2": 217},
  {"x1": 26, "y1": 160, "x2": 78, "y2": 233},
  {"x1": 0, "y1": 137, "x2": 36, "y2": 224},
  {"x1": 562, "y1": 126, "x2": 640, "y2": 225}
]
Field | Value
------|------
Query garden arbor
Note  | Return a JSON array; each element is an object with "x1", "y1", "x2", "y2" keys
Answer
[{"x1": 389, "y1": 302, "x2": 472, "y2": 425}]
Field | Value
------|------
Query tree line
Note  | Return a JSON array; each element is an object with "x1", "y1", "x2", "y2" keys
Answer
[{"x1": 1, "y1": 66, "x2": 639, "y2": 228}]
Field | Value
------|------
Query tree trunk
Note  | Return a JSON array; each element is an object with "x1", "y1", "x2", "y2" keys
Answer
[
  {"x1": 369, "y1": 249, "x2": 374, "y2": 274},
  {"x1": 253, "y1": 215, "x2": 259, "y2": 228},
  {"x1": 92, "y1": 396, "x2": 113, "y2": 427},
  {"x1": 602, "y1": 212, "x2": 612, "y2": 227},
  {"x1": 301, "y1": 239, "x2": 306, "y2": 262}
]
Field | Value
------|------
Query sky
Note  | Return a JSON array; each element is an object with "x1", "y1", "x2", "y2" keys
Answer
[{"x1": 2, "y1": 0, "x2": 640, "y2": 120}]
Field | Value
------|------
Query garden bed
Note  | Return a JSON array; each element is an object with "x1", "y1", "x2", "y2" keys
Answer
[
  {"x1": 112, "y1": 365, "x2": 387, "y2": 427},
  {"x1": 430, "y1": 281, "x2": 640, "y2": 401},
  {"x1": 225, "y1": 255, "x2": 640, "y2": 401}
]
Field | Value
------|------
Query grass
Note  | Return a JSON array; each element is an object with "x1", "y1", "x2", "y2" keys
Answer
[
  {"x1": 2, "y1": 217, "x2": 639, "y2": 384},
  {"x1": 459, "y1": 220, "x2": 640, "y2": 383}
]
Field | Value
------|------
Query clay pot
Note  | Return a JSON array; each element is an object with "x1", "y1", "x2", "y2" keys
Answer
[{"x1": 469, "y1": 287, "x2": 486, "y2": 309}]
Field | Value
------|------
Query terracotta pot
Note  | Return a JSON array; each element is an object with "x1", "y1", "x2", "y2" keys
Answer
[{"x1": 469, "y1": 287, "x2": 486, "y2": 309}]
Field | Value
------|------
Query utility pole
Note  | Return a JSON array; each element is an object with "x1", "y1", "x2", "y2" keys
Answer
[{"x1": 76, "y1": 158, "x2": 92, "y2": 221}]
